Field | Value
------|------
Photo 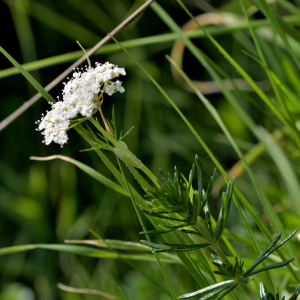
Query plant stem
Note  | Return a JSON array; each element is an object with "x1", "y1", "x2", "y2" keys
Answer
[
  {"x1": 140, "y1": 165, "x2": 160, "y2": 187},
  {"x1": 89, "y1": 116, "x2": 160, "y2": 188},
  {"x1": 67, "y1": 117, "x2": 88, "y2": 130},
  {"x1": 213, "y1": 242, "x2": 231, "y2": 267},
  {"x1": 187, "y1": 233, "x2": 218, "y2": 280},
  {"x1": 98, "y1": 103, "x2": 113, "y2": 134},
  {"x1": 239, "y1": 284, "x2": 256, "y2": 300},
  {"x1": 118, "y1": 159, "x2": 178, "y2": 300},
  {"x1": 212, "y1": 243, "x2": 256, "y2": 300},
  {"x1": 213, "y1": 243, "x2": 256, "y2": 300}
]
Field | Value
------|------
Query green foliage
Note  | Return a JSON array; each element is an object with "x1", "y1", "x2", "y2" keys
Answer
[
  {"x1": 212, "y1": 255, "x2": 245, "y2": 279},
  {"x1": 259, "y1": 282, "x2": 300, "y2": 300},
  {"x1": 140, "y1": 155, "x2": 234, "y2": 246},
  {"x1": 179, "y1": 230, "x2": 296, "y2": 299},
  {"x1": 2, "y1": 0, "x2": 300, "y2": 299},
  {"x1": 243, "y1": 231, "x2": 297, "y2": 278}
]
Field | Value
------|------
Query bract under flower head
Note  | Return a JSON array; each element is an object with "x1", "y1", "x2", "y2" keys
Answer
[{"x1": 36, "y1": 62, "x2": 126, "y2": 147}]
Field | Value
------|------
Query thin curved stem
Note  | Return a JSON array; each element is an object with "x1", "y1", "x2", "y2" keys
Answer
[{"x1": 98, "y1": 105, "x2": 112, "y2": 134}]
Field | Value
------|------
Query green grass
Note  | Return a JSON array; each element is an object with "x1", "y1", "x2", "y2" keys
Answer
[{"x1": 1, "y1": 0, "x2": 300, "y2": 299}]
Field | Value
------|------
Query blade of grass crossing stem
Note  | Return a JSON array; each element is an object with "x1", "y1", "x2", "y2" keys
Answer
[
  {"x1": 109, "y1": 36, "x2": 300, "y2": 288},
  {"x1": 166, "y1": 55, "x2": 300, "y2": 269},
  {"x1": 146, "y1": 2, "x2": 300, "y2": 282},
  {"x1": 88, "y1": 116, "x2": 159, "y2": 187},
  {"x1": 75, "y1": 126, "x2": 209, "y2": 287},
  {"x1": 173, "y1": 0, "x2": 300, "y2": 149},
  {"x1": 194, "y1": 51, "x2": 267, "y2": 115},
  {"x1": 0, "y1": 46, "x2": 56, "y2": 104},
  {"x1": 117, "y1": 159, "x2": 178, "y2": 300},
  {"x1": 269, "y1": 71, "x2": 300, "y2": 109},
  {"x1": 111, "y1": 36, "x2": 275, "y2": 292},
  {"x1": 241, "y1": 48, "x2": 300, "y2": 111},
  {"x1": 276, "y1": 0, "x2": 300, "y2": 17}
]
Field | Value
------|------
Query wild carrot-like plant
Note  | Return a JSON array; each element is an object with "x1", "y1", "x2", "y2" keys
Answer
[{"x1": 1, "y1": 0, "x2": 300, "y2": 299}]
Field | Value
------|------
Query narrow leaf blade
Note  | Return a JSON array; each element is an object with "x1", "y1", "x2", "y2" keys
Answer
[{"x1": 0, "y1": 46, "x2": 56, "y2": 104}]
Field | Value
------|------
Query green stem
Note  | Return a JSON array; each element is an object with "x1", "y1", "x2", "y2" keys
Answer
[
  {"x1": 90, "y1": 115, "x2": 160, "y2": 187},
  {"x1": 239, "y1": 284, "x2": 256, "y2": 300},
  {"x1": 212, "y1": 242, "x2": 255, "y2": 300},
  {"x1": 140, "y1": 165, "x2": 160, "y2": 187},
  {"x1": 67, "y1": 117, "x2": 88, "y2": 130},
  {"x1": 188, "y1": 234, "x2": 233, "y2": 300},
  {"x1": 118, "y1": 159, "x2": 178, "y2": 300},
  {"x1": 213, "y1": 243, "x2": 231, "y2": 267},
  {"x1": 2, "y1": 16, "x2": 300, "y2": 80},
  {"x1": 187, "y1": 234, "x2": 217, "y2": 279}
]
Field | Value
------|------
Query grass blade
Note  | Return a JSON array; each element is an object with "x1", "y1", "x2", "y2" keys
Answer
[
  {"x1": 30, "y1": 155, "x2": 128, "y2": 196},
  {"x1": 111, "y1": 12, "x2": 282, "y2": 291},
  {"x1": 2, "y1": 15, "x2": 300, "y2": 79},
  {"x1": 0, "y1": 244, "x2": 179, "y2": 263},
  {"x1": 254, "y1": 0, "x2": 300, "y2": 70},
  {"x1": 0, "y1": 46, "x2": 56, "y2": 104},
  {"x1": 174, "y1": 0, "x2": 300, "y2": 147},
  {"x1": 147, "y1": 0, "x2": 300, "y2": 283}
]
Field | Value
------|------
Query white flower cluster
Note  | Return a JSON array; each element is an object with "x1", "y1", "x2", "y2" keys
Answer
[{"x1": 36, "y1": 62, "x2": 126, "y2": 147}]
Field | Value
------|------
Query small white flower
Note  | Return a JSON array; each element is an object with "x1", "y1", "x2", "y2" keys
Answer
[
  {"x1": 73, "y1": 72, "x2": 81, "y2": 78},
  {"x1": 115, "y1": 80, "x2": 125, "y2": 93},
  {"x1": 104, "y1": 84, "x2": 115, "y2": 96}
]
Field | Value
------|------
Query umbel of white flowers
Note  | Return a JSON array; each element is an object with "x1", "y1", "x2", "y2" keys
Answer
[{"x1": 36, "y1": 62, "x2": 126, "y2": 147}]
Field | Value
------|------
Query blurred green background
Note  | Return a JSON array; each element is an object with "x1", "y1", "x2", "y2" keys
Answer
[{"x1": 1, "y1": 0, "x2": 300, "y2": 299}]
